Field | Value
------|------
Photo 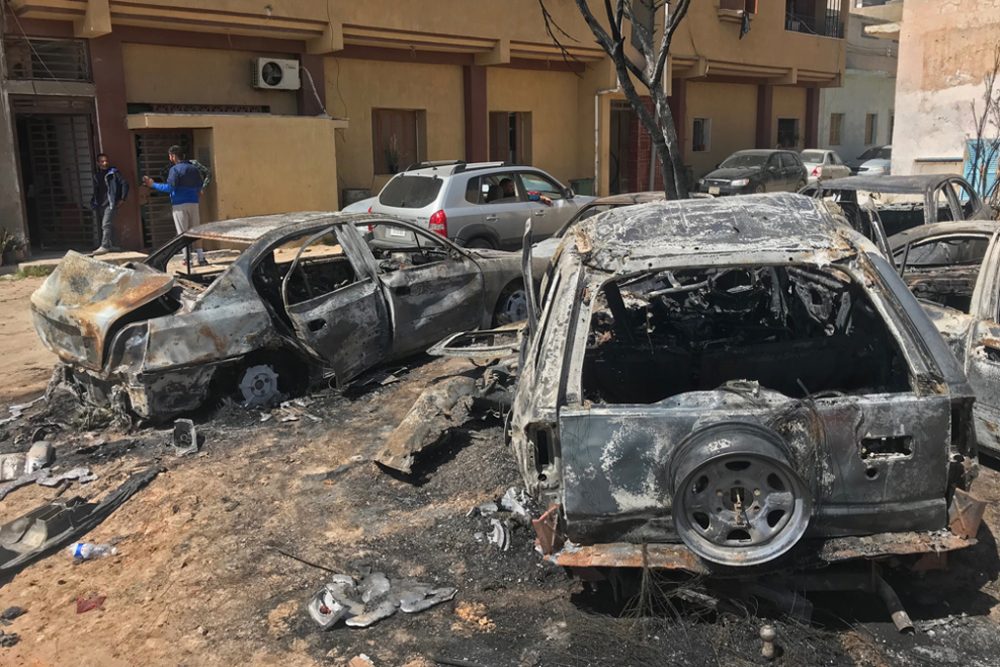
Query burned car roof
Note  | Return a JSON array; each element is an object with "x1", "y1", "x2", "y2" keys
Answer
[
  {"x1": 817, "y1": 174, "x2": 966, "y2": 193},
  {"x1": 575, "y1": 193, "x2": 857, "y2": 270},
  {"x1": 187, "y1": 211, "x2": 378, "y2": 243}
]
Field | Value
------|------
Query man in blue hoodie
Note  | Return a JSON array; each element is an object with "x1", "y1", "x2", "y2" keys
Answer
[
  {"x1": 90, "y1": 153, "x2": 129, "y2": 256},
  {"x1": 142, "y1": 145, "x2": 207, "y2": 265}
]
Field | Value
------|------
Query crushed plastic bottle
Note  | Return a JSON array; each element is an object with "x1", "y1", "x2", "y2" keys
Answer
[{"x1": 67, "y1": 542, "x2": 117, "y2": 561}]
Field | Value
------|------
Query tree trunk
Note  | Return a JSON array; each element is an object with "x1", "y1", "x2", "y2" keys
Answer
[{"x1": 652, "y1": 90, "x2": 688, "y2": 198}]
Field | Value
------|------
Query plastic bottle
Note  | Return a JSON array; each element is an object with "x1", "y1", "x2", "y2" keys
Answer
[{"x1": 67, "y1": 542, "x2": 117, "y2": 561}]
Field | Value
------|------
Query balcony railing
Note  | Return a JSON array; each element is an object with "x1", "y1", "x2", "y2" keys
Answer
[{"x1": 785, "y1": 0, "x2": 844, "y2": 38}]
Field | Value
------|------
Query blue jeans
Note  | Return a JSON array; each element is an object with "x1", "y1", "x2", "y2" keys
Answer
[{"x1": 97, "y1": 203, "x2": 116, "y2": 248}]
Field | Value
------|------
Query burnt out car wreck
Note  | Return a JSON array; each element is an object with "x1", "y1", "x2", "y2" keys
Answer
[
  {"x1": 434, "y1": 193, "x2": 985, "y2": 624},
  {"x1": 30, "y1": 212, "x2": 527, "y2": 421}
]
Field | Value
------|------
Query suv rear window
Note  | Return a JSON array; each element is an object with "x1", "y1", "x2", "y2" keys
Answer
[{"x1": 378, "y1": 175, "x2": 442, "y2": 208}]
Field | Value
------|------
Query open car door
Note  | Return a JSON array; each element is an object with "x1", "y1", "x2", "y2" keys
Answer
[{"x1": 281, "y1": 226, "x2": 391, "y2": 387}]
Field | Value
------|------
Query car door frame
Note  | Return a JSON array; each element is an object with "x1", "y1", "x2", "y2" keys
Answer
[
  {"x1": 764, "y1": 153, "x2": 783, "y2": 191},
  {"x1": 515, "y1": 169, "x2": 572, "y2": 238},
  {"x1": 962, "y1": 230, "x2": 1000, "y2": 453},
  {"x1": 463, "y1": 171, "x2": 531, "y2": 249},
  {"x1": 279, "y1": 223, "x2": 393, "y2": 387},
  {"x1": 364, "y1": 218, "x2": 487, "y2": 356}
]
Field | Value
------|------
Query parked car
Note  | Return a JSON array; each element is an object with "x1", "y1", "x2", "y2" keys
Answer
[
  {"x1": 435, "y1": 193, "x2": 980, "y2": 580},
  {"x1": 803, "y1": 174, "x2": 990, "y2": 237},
  {"x1": 890, "y1": 220, "x2": 1000, "y2": 456},
  {"x1": 340, "y1": 195, "x2": 377, "y2": 213},
  {"x1": 848, "y1": 145, "x2": 892, "y2": 175},
  {"x1": 697, "y1": 150, "x2": 808, "y2": 195},
  {"x1": 368, "y1": 160, "x2": 595, "y2": 250},
  {"x1": 800, "y1": 149, "x2": 851, "y2": 184},
  {"x1": 31, "y1": 212, "x2": 527, "y2": 421}
]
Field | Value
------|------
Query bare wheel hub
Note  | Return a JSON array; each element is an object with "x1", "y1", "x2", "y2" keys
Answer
[
  {"x1": 670, "y1": 422, "x2": 811, "y2": 567},
  {"x1": 239, "y1": 364, "x2": 280, "y2": 408}
]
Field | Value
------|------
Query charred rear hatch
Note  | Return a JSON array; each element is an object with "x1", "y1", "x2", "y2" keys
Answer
[{"x1": 30, "y1": 251, "x2": 174, "y2": 371}]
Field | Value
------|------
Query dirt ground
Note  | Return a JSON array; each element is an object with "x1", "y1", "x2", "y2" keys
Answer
[{"x1": 3, "y1": 278, "x2": 1000, "y2": 666}]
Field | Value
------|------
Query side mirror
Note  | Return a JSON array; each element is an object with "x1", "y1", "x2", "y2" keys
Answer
[{"x1": 563, "y1": 187, "x2": 575, "y2": 199}]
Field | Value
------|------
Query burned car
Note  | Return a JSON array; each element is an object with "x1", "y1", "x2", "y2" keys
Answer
[
  {"x1": 441, "y1": 193, "x2": 981, "y2": 578},
  {"x1": 31, "y1": 212, "x2": 527, "y2": 420},
  {"x1": 891, "y1": 220, "x2": 1000, "y2": 457},
  {"x1": 804, "y1": 174, "x2": 990, "y2": 237}
]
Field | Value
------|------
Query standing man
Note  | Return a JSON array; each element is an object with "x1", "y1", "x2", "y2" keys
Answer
[
  {"x1": 90, "y1": 153, "x2": 129, "y2": 256},
  {"x1": 142, "y1": 145, "x2": 207, "y2": 265}
]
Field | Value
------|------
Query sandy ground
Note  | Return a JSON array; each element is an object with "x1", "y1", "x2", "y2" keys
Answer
[
  {"x1": 1, "y1": 279, "x2": 1000, "y2": 666},
  {"x1": 0, "y1": 277, "x2": 55, "y2": 405}
]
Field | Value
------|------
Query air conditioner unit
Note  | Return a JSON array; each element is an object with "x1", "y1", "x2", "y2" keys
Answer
[{"x1": 251, "y1": 57, "x2": 301, "y2": 91}]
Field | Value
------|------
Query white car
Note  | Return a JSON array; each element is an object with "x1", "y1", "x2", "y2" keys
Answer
[
  {"x1": 340, "y1": 196, "x2": 377, "y2": 213},
  {"x1": 800, "y1": 149, "x2": 851, "y2": 184},
  {"x1": 853, "y1": 145, "x2": 892, "y2": 176}
]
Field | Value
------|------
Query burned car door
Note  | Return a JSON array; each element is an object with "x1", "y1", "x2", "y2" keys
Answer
[
  {"x1": 961, "y1": 234, "x2": 1000, "y2": 452},
  {"x1": 280, "y1": 226, "x2": 391, "y2": 386},
  {"x1": 367, "y1": 221, "x2": 485, "y2": 355}
]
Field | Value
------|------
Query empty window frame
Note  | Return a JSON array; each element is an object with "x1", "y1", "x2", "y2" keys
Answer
[
  {"x1": 692, "y1": 118, "x2": 711, "y2": 152},
  {"x1": 865, "y1": 113, "x2": 878, "y2": 145},
  {"x1": 489, "y1": 112, "x2": 532, "y2": 164},
  {"x1": 371, "y1": 108, "x2": 427, "y2": 175},
  {"x1": 829, "y1": 113, "x2": 844, "y2": 145}
]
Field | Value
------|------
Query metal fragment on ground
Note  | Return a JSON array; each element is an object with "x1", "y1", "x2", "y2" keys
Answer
[
  {"x1": 488, "y1": 518, "x2": 511, "y2": 551},
  {"x1": 306, "y1": 572, "x2": 456, "y2": 630},
  {"x1": 375, "y1": 375, "x2": 476, "y2": 474},
  {"x1": 172, "y1": 418, "x2": 199, "y2": 456},
  {"x1": 36, "y1": 467, "x2": 97, "y2": 488}
]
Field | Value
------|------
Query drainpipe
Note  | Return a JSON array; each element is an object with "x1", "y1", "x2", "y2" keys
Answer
[{"x1": 595, "y1": 82, "x2": 620, "y2": 197}]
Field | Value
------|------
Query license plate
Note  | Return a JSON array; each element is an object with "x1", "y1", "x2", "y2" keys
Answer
[
  {"x1": 708, "y1": 186, "x2": 720, "y2": 195},
  {"x1": 388, "y1": 227, "x2": 407, "y2": 237}
]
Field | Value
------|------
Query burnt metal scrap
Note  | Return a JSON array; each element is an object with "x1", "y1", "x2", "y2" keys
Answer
[
  {"x1": 436, "y1": 193, "x2": 985, "y2": 611},
  {"x1": 307, "y1": 571, "x2": 456, "y2": 630},
  {"x1": 31, "y1": 212, "x2": 525, "y2": 422}
]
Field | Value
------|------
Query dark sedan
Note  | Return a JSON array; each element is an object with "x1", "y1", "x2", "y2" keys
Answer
[{"x1": 698, "y1": 149, "x2": 808, "y2": 196}]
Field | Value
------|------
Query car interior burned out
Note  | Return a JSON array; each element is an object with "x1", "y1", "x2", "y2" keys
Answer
[{"x1": 580, "y1": 264, "x2": 912, "y2": 404}]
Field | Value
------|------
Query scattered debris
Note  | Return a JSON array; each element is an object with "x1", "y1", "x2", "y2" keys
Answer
[
  {"x1": 347, "y1": 654, "x2": 375, "y2": 667},
  {"x1": 75, "y1": 594, "x2": 106, "y2": 614},
  {"x1": 24, "y1": 441, "x2": 53, "y2": 473},
  {"x1": 0, "y1": 470, "x2": 45, "y2": 501},
  {"x1": 499, "y1": 487, "x2": 532, "y2": 523},
  {"x1": 0, "y1": 397, "x2": 43, "y2": 427},
  {"x1": 267, "y1": 398, "x2": 321, "y2": 424},
  {"x1": 487, "y1": 518, "x2": 511, "y2": 551},
  {"x1": 68, "y1": 542, "x2": 118, "y2": 561},
  {"x1": 0, "y1": 454, "x2": 25, "y2": 482},
  {"x1": 307, "y1": 571, "x2": 456, "y2": 630},
  {"x1": 0, "y1": 629, "x2": 19, "y2": 648},
  {"x1": 0, "y1": 466, "x2": 162, "y2": 575},
  {"x1": 0, "y1": 607, "x2": 25, "y2": 624},
  {"x1": 37, "y1": 467, "x2": 97, "y2": 487},
  {"x1": 172, "y1": 418, "x2": 199, "y2": 456},
  {"x1": 451, "y1": 601, "x2": 495, "y2": 634},
  {"x1": 375, "y1": 375, "x2": 476, "y2": 474},
  {"x1": 760, "y1": 624, "x2": 777, "y2": 660}
]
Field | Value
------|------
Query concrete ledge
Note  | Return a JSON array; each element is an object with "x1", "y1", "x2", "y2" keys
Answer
[{"x1": 18, "y1": 251, "x2": 147, "y2": 276}]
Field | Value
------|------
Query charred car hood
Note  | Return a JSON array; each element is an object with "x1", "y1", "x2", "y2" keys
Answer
[{"x1": 30, "y1": 252, "x2": 173, "y2": 371}]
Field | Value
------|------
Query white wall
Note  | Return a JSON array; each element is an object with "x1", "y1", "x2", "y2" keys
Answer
[{"x1": 818, "y1": 69, "x2": 896, "y2": 161}]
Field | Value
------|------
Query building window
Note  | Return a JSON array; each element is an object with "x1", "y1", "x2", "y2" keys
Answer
[
  {"x1": 371, "y1": 108, "x2": 426, "y2": 174},
  {"x1": 692, "y1": 118, "x2": 711, "y2": 152},
  {"x1": 865, "y1": 113, "x2": 878, "y2": 145},
  {"x1": 3, "y1": 37, "x2": 91, "y2": 81},
  {"x1": 489, "y1": 112, "x2": 532, "y2": 164},
  {"x1": 777, "y1": 118, "x2": 800, "y2": 148},
  {"x1": 829, "y1": 113, "x2": 844, "y2": 145}
]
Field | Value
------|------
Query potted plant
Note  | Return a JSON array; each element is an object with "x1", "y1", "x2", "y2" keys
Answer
[{"x1": 0, "y1": 230, "x2": 25, "y2": 266}]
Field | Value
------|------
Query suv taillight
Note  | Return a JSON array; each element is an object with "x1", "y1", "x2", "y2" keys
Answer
[
  {"x1": 429, "y1": 210, "x2": 448, "y2": 237},
  {"x1": 811, "y1": 166, "x2": 821, "y2": 177}
]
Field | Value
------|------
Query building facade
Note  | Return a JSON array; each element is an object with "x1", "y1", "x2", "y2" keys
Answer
[
  {"x1": 817, "y1": 3, "x2": 897, "y2": 164},
  {"x1": 0, "y1": 0, "x2": 847, "y2": 254},
  {"x1": 880, "y1": 0, "x2": 1000, "y2": 179}
]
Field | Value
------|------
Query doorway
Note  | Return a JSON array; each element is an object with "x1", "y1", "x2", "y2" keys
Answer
[
  {"x1": 609, "y1": 101, "x2": 636, "y2": 195},
  {"x1": 14, "y1": 106, "x2": 96, "y2": 251},
  {"x1": 135, "y1": 130, "x2": 193, "y2": 249}
]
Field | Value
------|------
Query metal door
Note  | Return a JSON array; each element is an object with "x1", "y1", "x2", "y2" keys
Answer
[
  {"x1": 16, "y1": 112, "x2": 95, "y2": 250},
  {"x1": 135, "y1": 131, "x2": 193, "y2": 248}
]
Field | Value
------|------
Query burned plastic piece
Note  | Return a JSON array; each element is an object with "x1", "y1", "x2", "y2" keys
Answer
[
  {"x1": 487, "y1": 518, "x2": 511, "y2": 552},
  {"x1": 948, "y1": 488, "x2": 986, "y2": 539},
  {"x1": 0, "y1": 465, "x2": 162, "y2": 576},
  {"x1": 36, "y1": 467, "x2": 97, "y2": 488},
  {"x1": 24, "y1": 441, "x2": 54, "y2": 473},
  {"x1": 307, "y1": 571, "x2": 456, "y2": 630},
  {"x1": 172, "y1": 419, "x2": 198, "y2": 456}
]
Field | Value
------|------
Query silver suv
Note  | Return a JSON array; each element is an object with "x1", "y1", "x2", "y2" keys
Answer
[{"x1": 368, "y1": 161, "x2": 595, "y2": 249}]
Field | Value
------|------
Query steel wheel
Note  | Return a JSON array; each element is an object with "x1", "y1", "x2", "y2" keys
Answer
[
  {"x1": 239, "y1": 364, "x2": 280, "y2": 408},
  {"x1": 493, "y1": 282, "x2": 528, "y2": 325},
  {"x1": 671, "y1": 423, "x2": 811, "y2": 567}
]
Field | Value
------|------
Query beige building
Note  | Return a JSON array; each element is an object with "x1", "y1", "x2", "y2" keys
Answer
[
  {"x1": 871, "y1": 0, "x2": 1000, "y2": 178},
  {"x1": 0, "y1": 0, "x2": 847, "y2": 253}
]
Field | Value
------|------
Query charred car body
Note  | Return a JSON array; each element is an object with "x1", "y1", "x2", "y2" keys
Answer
[
  {"x1": 31, "y1": 212, "x2": 526, "y2": 420},
  {"x1": 453, "y1": 193, "x2": 980, "y2": 574},
  {"x1": 891, "y1": 220, "x2": 1000, "y2": 458}
]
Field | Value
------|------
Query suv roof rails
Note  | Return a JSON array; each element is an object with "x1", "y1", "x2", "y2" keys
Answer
[
  {"x1": 404, "y1": 160, "x2": 466, "y2": 172},
  {"x1": 460, "y1": 161, "x2": 508, "y2": 173}
]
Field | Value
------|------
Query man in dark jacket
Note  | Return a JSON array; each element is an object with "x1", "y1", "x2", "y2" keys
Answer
[
  {"x1": 142, "y1": 145, "x2": 207, "y2": 265},
  {"x1": 90, "y1": 153, "x2": 129, "y2": 255}
]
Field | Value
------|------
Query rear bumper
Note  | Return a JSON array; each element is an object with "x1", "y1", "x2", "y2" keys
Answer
[{"x1": 66, "y1": 363, "x2": 216, "y2": 420}]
